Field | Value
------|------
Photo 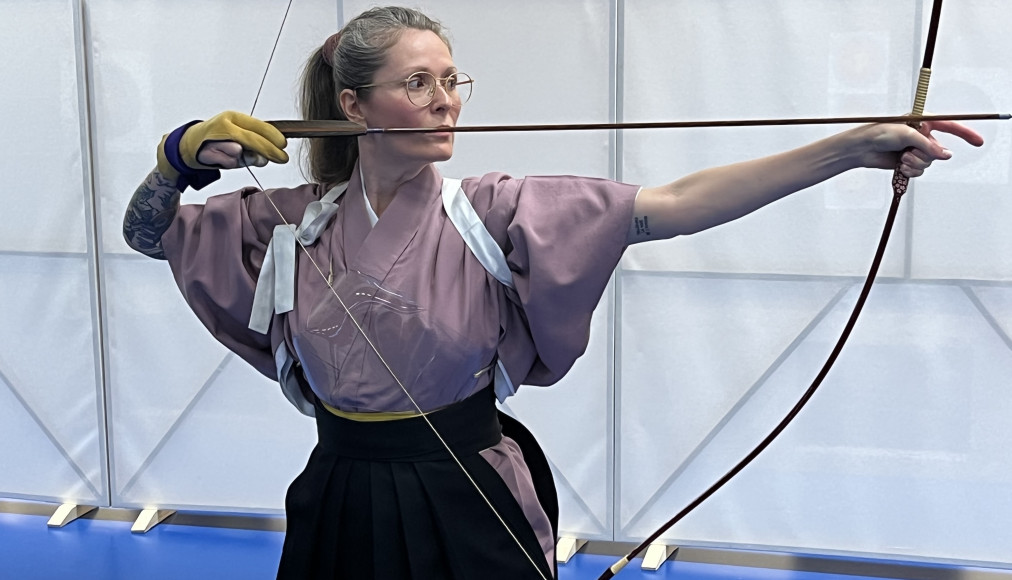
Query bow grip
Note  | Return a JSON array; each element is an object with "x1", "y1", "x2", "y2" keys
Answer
[{"x1": 892, "y1": 66, "x2": 932, "y2": 197}]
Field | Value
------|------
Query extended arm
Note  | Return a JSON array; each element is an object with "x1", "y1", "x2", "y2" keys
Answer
[{"x1": 627, "y1": 121, "x2": 984, "y2": 243}]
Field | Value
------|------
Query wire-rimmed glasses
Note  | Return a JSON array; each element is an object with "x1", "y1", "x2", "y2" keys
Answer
[{"x1": 355, "y1": 71, "x2": 473, "y2": 107}]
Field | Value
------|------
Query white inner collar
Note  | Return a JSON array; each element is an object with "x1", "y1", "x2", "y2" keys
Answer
[{"x1": 359, "y1": 162, "x2": 379, "y2": 228}]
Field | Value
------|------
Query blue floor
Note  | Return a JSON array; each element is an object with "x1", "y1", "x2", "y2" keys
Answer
[
  {"x1": 0, "y1": 511, "x2": 999, "y2": 580},
  {"x1": 0, "y1": 513, "x2": 282, "y2": 580}
]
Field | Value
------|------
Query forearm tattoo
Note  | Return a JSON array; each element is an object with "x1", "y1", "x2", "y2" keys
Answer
[
  {"x1": 122, "y1": 170, "x2": 181, "y2": 260},
  {"x1": 633, "y1": 215, "x2": 652, "y2": 238}
]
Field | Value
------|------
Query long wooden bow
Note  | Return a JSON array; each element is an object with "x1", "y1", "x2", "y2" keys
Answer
[{"x1": 598, "y1": 0, "x2": 947, "y2": 577}]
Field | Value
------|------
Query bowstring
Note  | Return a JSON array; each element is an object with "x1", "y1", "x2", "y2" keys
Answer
[{"x1": 242, "y1": 3, "x2": 549, "y2": 578}]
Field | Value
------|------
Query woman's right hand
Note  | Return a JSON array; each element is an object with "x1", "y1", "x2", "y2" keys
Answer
[
  {"x1": 156, "y1": 111, "x2": 289, "y2": 190},
  {"x1": 184, "y1": 111, "x2": 289, "y2": 169}
]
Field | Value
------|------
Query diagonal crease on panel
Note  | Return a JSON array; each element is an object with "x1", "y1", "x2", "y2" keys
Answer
[
  {"x1": 500, "y1": 403, "x2": 608, "y2": 536},
  {"x1": 620, "y1": 282, "x2": 854, "y2": 536},
  {"x1": 118, "y1": 353, "x2": 235, "y2": 497},
  {"x1": 545, "y1": 453, "x2": 607, "y2": 536},
  {"x1": 961, "y1": 286, "x2": 1012, "y2": 352},
  {"x1": 0, "y1": 356, "x2": 100, "y2": 499}
]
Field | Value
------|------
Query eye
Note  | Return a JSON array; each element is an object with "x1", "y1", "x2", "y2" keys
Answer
[
  {"x1": 445, "y1": 75, "x2": 458, "y2": 91},
  {"x1": 406, "y1": 73, "x2": 432, "y2": 92}
]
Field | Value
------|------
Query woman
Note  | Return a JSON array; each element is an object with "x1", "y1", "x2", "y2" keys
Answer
[{"x1": 122, "y1": 6, "x2": 983, "y2": 580}]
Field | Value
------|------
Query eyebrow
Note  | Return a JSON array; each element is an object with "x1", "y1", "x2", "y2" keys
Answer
[{"x1": 395, "y1": 65, "x2": 458, "y2": 77}]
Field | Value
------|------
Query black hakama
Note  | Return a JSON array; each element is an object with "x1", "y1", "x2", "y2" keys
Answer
[{"x1": 277, "y1": 387, "x2": 558, "y2": 579}]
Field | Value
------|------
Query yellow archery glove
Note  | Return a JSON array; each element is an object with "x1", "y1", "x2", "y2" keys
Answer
[{"x1": 156, "y1": 111, "x2": 289, "y2": 191}]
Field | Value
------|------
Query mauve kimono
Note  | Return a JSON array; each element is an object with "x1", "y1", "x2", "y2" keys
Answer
[{"x1": 160, "y1": 162, "x2": 639, "y2": 567}]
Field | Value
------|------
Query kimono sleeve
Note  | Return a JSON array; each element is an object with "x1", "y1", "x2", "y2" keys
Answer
[
  {"x1": 480, "y1": 174, "x2": 640, "y2": 386},
  {"x1": 159, "y1": 184, "x2": 323, "y2": 378}
]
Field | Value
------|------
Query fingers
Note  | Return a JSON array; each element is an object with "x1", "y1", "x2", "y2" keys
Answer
[
  {"x1": 196, "y1": 141, "x2": 244, "y2": 168},
  {"x1": 897, "y1": 149, "x2": 932, "y2": 178},
  {"x1": 226, "y1": 112, "x2": 290, "y2": 164},
  {"x1": 187, "y1": 111, "x2": 290, "y2": 169},
  {"x1": 242, "y1": 151, "x2": 270, "y2": 168},
  {"x1": 922, "y1": 119, "x2": 985, "y2": 148},
  {"x1": 230, "y1": 129, "x2": 290, "y2": 165},
  {"x1": 895, "y1": 118, "x2": 986, "y2": 177},
  {"x1": 196, "y1": 141, "x2": 273, "y2": 170}
]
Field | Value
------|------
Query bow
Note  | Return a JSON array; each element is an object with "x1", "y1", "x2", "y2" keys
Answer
[{"x1": 598, "y1": 0, "x2": 947, "y2": 577}]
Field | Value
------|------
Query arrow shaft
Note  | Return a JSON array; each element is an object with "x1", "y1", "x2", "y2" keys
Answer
[{"x1": 269, "y1": 113, "x2": 1008, "y2": 138}]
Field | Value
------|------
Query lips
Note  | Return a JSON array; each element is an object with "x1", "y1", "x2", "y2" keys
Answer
[{"x1": 429, "y1": 125, "x2": 454, "y2": 138}]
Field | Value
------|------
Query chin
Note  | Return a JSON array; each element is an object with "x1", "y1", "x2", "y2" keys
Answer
[{"x1": 426, "y1": 144, "x2": 454, "y2": 163}]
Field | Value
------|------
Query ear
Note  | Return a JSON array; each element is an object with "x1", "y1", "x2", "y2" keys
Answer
[{"x1": 339, "y1": 88, "x2": 367, "y2": 126}]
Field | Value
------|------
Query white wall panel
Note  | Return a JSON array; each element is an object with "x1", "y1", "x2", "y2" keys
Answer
[
  {"x1": 0, "y1": 254, "x2": 105, "y2": 503},
  {"x1": 0, "y1": 0, "x2": 88, "y2": 254},
  {"x1": 620, "y1": 279, "x2": 1012, "y2": 563},
  {"x1": 102, "y1": 256, "x2": 316, "y2": 510},
  {"x1": 0, "y1": 0, "x2": 106, "y2": 505},
  {"x1": 621, "y1": 0, "x2": 922, "y2": 276}
]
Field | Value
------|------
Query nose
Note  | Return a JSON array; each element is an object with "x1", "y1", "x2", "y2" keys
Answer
[{"x1": 429, "y1": 80, "x2": 454, "y2": 110}]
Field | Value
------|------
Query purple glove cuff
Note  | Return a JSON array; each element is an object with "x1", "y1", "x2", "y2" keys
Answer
[{"x1": 164, "y1": 120, "x2": 221, "y2": 191}]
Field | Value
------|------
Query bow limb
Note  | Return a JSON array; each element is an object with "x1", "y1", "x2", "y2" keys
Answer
[
  {"x1": 243, "y1": 4, "x2": 551, "y2": 579},
  {"x1": 597, "y1": 3, "x2": 946, "y2": 578}
]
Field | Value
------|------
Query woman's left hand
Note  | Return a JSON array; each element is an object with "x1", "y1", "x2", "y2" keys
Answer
[{"x1": 856, "y1": 119, "x2": 985, "y2": 177}]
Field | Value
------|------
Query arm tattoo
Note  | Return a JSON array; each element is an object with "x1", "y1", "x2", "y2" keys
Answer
[
  {"x1": 633, "y1": 215, "x2": 652, "y2": 238},
  {"x1": 122, "y1": 170, "x2": 181, "y2": 260}
]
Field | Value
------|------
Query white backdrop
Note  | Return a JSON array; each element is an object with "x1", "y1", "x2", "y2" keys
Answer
[{"x1": 1, "y1": 0, "x2": 1010, "y2": 568}]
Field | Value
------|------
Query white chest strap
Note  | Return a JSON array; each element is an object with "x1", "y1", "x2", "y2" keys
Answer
[
  {"x1": 441, "y1": 178, "x2": 518, "y2": 402},
  {"x1": 249, "y1": 183, "x2": 348, "y2": 334},
  {"x1": 249, "y1": 182, "x2": 347, "y2": 416}
]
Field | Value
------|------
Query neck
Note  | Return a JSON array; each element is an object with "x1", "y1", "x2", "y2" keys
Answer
[{"x1": 357, "y1": 147, "x2": 428, "y2": 218}]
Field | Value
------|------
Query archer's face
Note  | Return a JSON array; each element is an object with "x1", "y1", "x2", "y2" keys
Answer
[{"x1": 351, "y1": 29, "x2": 461, "y2": 166}]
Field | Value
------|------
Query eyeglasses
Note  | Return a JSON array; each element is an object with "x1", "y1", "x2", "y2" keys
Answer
[{"x1": 355, "y1": 71, "x2": 473, "y2": 107}]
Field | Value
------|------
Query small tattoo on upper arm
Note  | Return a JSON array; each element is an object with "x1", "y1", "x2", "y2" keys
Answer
[{"x1": 634, "y1": 215, "x2": 651, "y2": 237}]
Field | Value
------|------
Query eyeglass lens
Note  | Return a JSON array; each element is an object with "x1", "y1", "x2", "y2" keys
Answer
[{"x1": 405, "y1": 72, "x2": 472, "y2": 106}]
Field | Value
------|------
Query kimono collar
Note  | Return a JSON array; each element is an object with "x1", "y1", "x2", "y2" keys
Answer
[
  {"x1": 360, "y1": 162, "x2": 379, "y2": 228},
  {"x1": 342, "y1": 162, "x2": 443, "y2": 280}
]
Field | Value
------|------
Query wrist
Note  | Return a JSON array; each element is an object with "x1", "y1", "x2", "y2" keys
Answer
[
  {"x1": 839, "y1": 124, "x2": 882, "y2": 171},
  {"x1": 157, "y1": 120, "x2": 221, "y2": 191},
  {"x1": 155, "y1": 134, "x2": 181, "y2": 183}
]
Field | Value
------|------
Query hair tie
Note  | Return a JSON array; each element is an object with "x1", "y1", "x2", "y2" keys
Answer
[{"x1": 322, "y1": 32, "x2": 342, "y2": 67}]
